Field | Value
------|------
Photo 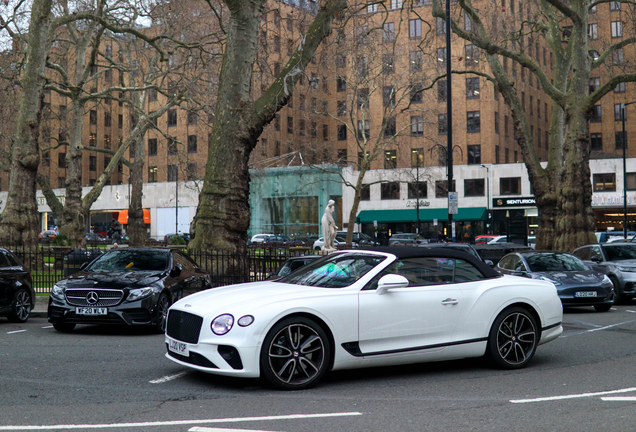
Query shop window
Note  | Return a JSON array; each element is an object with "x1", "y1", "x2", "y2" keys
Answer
[
  {"x1": 360, "y1": 184, "x2": 370, "y2": 201},
  {"x1": 408, "y1": 182, "x2": 427, "y2": 198},
  {"x1": 435, "y1": 180, "x2": 455, "y2": 198},
  {"x1": 593, "y1": 173, "x2": 616, "y2": 191},
  {"x1": 500, "y1": 177, "x2": 521, "y2": 195},
  {"x1": 626, "y1": 173, "x2": 636, "y2": 191},
  {"x1": 464, "y1": 179, "x2": 484, "y2": 196},
  {"x1": 384, "y1": 150, "x2": 397, "y2": 169},
  {"x1": 381, "y1": 182, "x2": 400, "y2": 199}
]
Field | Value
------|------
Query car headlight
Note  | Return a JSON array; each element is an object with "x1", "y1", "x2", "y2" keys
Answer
[
  {"x1": 602, "y1": 275, "x2": 613, "y2": 285},
  {"x1": 238, "y1": 315, "x2": 255, "y2": 327},
  {"x1": 51, "y1": 283, "x2": 66, "y2": 300},
  {"x1": 536, "y1": 275, "x2": 562, "y2": 286},
  {"x1": 127, "y1": 287, "x2": 154, "y2": 302},
  {"x1": 211, "y1": 314, "x2": 234, "y2": 335},
  {"x1": 617, "y1": 266, "x2": 636, "y2": 272}
]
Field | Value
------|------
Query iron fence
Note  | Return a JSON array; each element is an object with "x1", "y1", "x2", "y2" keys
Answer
[{"x1": 5, "y1": 245, "x2": 321, "y2": 294}]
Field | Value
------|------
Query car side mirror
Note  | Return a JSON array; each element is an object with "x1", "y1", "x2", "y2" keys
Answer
[
  {"x1": 376, "y1": 274, "x2": 409, "y2": 295},
  {"x1": 484, "y1": 259, "x2": 494, "y2": 267},
  {"x1": 170, "y1": 263, "x2": 183, "y2": 277}
]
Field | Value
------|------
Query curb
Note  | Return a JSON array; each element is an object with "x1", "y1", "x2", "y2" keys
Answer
[{"x1": 33, "y1": 295, "x2": 49, "y2": 319}]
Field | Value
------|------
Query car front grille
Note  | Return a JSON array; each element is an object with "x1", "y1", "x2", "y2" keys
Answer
[
  {"x1": 167, "y1": 310, "x2": 203, "y2": 344},
  {"x1": 65, "y1": 289, "x2": 124, "y2": 307},
  {"x1": 166, "y1": 345, "x2": 218, "y2": 369}
]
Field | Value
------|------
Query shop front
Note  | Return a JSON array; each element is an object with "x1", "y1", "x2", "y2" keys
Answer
[
  {"x1": 491, "y1": 196, "x2": 538, "y2": 238},
  {"x1": 592, "y1": 193, "x2": 636, "y2": 233},
  {"x1": 356, "y1": 207, "x2": 487, "y2": 245}
]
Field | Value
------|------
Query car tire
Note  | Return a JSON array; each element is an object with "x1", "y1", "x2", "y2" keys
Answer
[
  {"x1": 155, "y1": 293, "x2": 171, "y2": 333},
  {"x1": 7, "y1": 288, "x2": 32, "y2": 323},
  {"x1": 486, "y1": 306, "x2": 538, "y2": 369},
  {"x1": 609, "y1": 276, "x2": 624, "y2": 305},
  {"x1": 53, "y1": 322, "x2": 76, "y2": 332},
  {"x1": 314, "y1": 247, "x2": 321, "y2": 251},
  {"x1": 260, "y1": 316, "x2": 331, "y2": 390},
  {"x1": 594, "y1": 303, "x2": 612, "y2": 312}
]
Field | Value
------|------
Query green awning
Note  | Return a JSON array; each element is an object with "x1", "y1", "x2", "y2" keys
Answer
[{"x1": 357, "y1": 207, "x2": 486, "y2": 224}]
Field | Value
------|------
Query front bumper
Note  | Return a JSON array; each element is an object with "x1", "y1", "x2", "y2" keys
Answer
[{"x1": 48, "y1": 295, "x2": 160, "y2": 326}]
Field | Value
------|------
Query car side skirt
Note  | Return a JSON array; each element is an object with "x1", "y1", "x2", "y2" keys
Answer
[{"x1": 341, "y1": 337, "x2": 489, "y2": 358}]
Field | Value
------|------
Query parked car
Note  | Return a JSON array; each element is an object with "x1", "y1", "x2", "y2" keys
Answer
[
  {"x1": 336, "y1": 231, "x2": 379, "y2": 246},
  {"x1": 267, "y1": 255, "x2": 323, "y2": 279},
  {"x1": 262, "y1": 235, "x2": 305, "y2": 247},
  {"x1": 606, "y1": 236, "x2": 635, "y2": 243},
  {"x1": 388, "y1": 233, "x2": 427, "y2": 246},
  {"x1": 487, "y1": 235, "x2": 515, "y2": 245},
  {"x1": 474, "y1": 235, "x2": 499, "y2": 245},
  {"x1": 84, "y1": 233, "x2": 107, "y2": 242},
  {"x1": 416, "y1": 242, "x2": 494, "y2": 266},
  {"x1": 63, "y1": 248, "x2": 104, "y2": 277},
  {"x1": 164, "y1": 233, "x2": 191, "y2": 244},
  {"x1": 38, "y1": 230, "x2": 58, "y2": 242},
  {"x1": 312, "y1": 237, "x2": 342, "y2": 250},
  {"x1": 0, "y1": 248, "x2": 35, "y2": 323},
  {"x1": 497, "y1": 251, "x2": 614, "y2": 312},
  {"x1": 48, "y1": 248, "x2": 212, "y2": 332},
  {"x1": 250, "y1": 234, "x2": 274, "y2": 243},
  {"x1": 572, "y1": 243, "x2": 636, "y2": 303},
  {"x1": 165, "y1": 247, "x2": 563, "y2": 390},
  {"x1": 596, "y1": 231, "x2": 636, "y2": 243}
]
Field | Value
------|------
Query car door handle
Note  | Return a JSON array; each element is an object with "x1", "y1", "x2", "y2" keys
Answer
[{"x1": 441, "y1": 298, "x2": 459, "y2": 305}]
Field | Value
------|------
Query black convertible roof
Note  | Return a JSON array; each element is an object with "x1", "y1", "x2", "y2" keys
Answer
[{"x1": 361, "y1": 246, "x2": 500, "y2": 278}]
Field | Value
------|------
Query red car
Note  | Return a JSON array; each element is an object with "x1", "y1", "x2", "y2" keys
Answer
[
  {"x1": 474, "y1": 235, "x2": 498, "y2": 245},
  {"x1": 38, "y1": 230, "x2": 58, "y2": 240}
]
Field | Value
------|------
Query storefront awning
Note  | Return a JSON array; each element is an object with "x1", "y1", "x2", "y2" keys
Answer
[
  {"x1": 118, "y1": 209, "x2": 151, "y2": 224},
  {"x1": 357, "y1": 207, "x2": 487, "y2": 224}
]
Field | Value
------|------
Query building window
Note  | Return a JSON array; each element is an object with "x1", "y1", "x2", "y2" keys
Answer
[
  {"x1": 357, "y1": 120, "x2": 370, "y2": 140},
  {"x1": 89, "y1": 156, "x2": 97, "y2": 171},
  {"x1": 383, "y1": 86, "x2": 395, "y2": 106},
  {"x1": 588, "y1": 23, "x2": 598, "y2": 40},
  {"x1": 505, "y1": 148, "x2": 510, "y2": 163},
  {"x1": 437, "y1": 80, "x2": 447, "y2": 102},
  {"x1": 384, "y1": 117, "x2": 396, "y2": 137},
  {"x1": 383, "y1": 22, "x2": 395, "y2": 42},
  {"x1": 464, "y1": 179, "x2": 485, "y2": 196},
  {"x1": 612, "y1": 49, "x2": 625, "y2": 64},
  {"x1": 409, "y1": 51, "x2": 422, "y2": 72},
  {"x1": 384, "y1": 150, "x2": 397, "y2": 169},
  {"x1": 167, "y1": 137, "x2": 178, "y2": 155},
  {"x1": 148, "y1": 89, "x2": 157, "y2": 102},
  {"x1": 615, "y1": 103, "x2": 625, "y2": 121},
  {"x1": 360, "y1": 184, "x2": 370, "y2": 200},
  {"x1": 495, "y1": 112, "x2": 499, "y2": 134},
  {"x1": 274, "y1": 115, "x2": 280, "y2": 131},
  {"x1": 591, "y1": 133, "x2": 603, "y2": 151},
  {"x1": 436, "y1": 17, "x2": 446, "y2": 35},
  {"x1": 337, "y1": 124, "x2": 347, "y2": 140},
  {"x1": 358, "y1": 151, "x2": 369, "y2": 168},
  {"x1": 410, "y1": 83, "x2": 423, "y2": 104},
  {"x1": 409, "y1": 19, "x2": 422, "y2": 38},
  {"x1": 390, "y1": 0, "x2": 402, "y2": 8},
  {"x1": 616, "y1": 131, "x2": 627, "y2": 149},
  {"x1": 466, "y1": 77, "x2": 480, "y2": 98},
  {"x1": 89, "y1": 110, "x2": 97, "y2": 125},
  {"x1": 435, "y1": 180, "x2": 454, "y2": 198},
  {"x1": 611, "y1": 21, "x2": 623, "y2": 38},
  {"x1": 381, "y1": 182, "x2": 400, "y2": 199},
  {"x1": 187, "y1": 163, "x2": 197, "y2": 181},
  {"x1": 356, "y1": 57, "x2": 368, "y2": 77},
  {"x1": 287, "y1": 116, "x2": 293, "y2": 134},
  {"x1": 187, "y1": 111, "x2": 197, "y2": 125},
  {"x1": 626, "y1": 173, "x2": 636, "y2": 190},
  {"x1": 148, "y1": 138, "x2": 157, "y2": 156},
  {"x1": 410, "y1": 116, "x2": 423, "y2": 136},
  {"x1": 467, "y1": 111, "x2": 481, "y2": 132},
  {"x1": 299, "y1": 119, "x2": 306, "y2": 136},
  {"x1": 438, "y1": 113, "x2": 448, "y2": 134},
  {"x1": 590, "y1": 105, "x2": 602, "y2": 122},
  {"x1": 465, "y1": 44, "x2": 479, "y2": 66},
  {"x1": 58, "y1": 152, "x2": 66, "y2": 169},
  {"x1": 148, "y1": 166, "x2": 158, "y2": 183},
  {"x1": 593, "y1": 173, "x2": 616, "y2": 191},
  {"x1": 610, "y1": 1, "x2": 621, "y2": 10},
  {"x1": 464, "y1": 13, "x2": 472, "y2": 31},
  {"x1": 336, "y1": 76, "x2": 346, "y2": 92},
  {"x1": 500, "y1": 177, "x2": 521, "y2": 195},
  {"x1": 337, "y1": 101, "x2": 347, "y2": 116},
  {"x1": 589, "y1": 77, "x2": 600, "y2": 94},
  {"x1": 168, "y1": 164, "x2": 178, "y2": 182},
  {"x1": 408, "y1": 182, "x2": 427, "y2": 198},
  {"x1": 58, "y1": 177, "x2": 65, "y2": 188},
  {"x1": 411, "y1": 148, "x2": 424, "y2": 167},
  {"x1": 323, "y1": 124, "x2": 329, "y2": 141},
  {"x1": 337, "y1": 149, "x2": 347, "y2": 165},
  {"x1": 467, "y1": 145, "x2": 481, "y2": 165},
  {"x1": 615, "y1": 82, "x2": 626, "y2": 93},
  {"x1": 437, "y1": 48, "x2": 446, "y2": 68},
  {"x1": 168, "y1": 109, "x2": 177, "y2": 127},
  {"x1": 187, "y1": 135, "x2": 197, "y2": 153}
]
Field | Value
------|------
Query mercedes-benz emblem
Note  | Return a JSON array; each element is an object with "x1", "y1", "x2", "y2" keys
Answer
[{"x1": 86, "y1": 291, "x2": 99, "y2": 305}]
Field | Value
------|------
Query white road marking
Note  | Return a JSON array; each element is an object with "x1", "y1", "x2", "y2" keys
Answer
[
  {"x1": 0, "y1": 412, "x2": 363, "y2": 431},
  {"x1": 6, "y1": 330, "x2": 26, "y2": 334},
  {"x1": 42, "y1": 325, "x2": 54, "y2": 328},
  {"x1": 511, "y1": 387, "x2": 636, "y2": 403},
  {"x1": 627, "y1": 310, "x2": 636, "y2": 313},
  {"x1": 601, "y1": 397, "x2": 636, "y2": 402},
  {"x1": 149, "y1": 371, "x2": 188, "y2": 384},
  {"x1": 561, "y1": 319, "x2": 636, "y2": 337},
  {"x1": 190, "y1": 428, "x2": 283, "y2": 432}
]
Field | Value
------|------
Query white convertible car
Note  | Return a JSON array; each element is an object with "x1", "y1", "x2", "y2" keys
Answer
[{"x1": 165, "y1": 247, "x2": 563, "y2": 389}]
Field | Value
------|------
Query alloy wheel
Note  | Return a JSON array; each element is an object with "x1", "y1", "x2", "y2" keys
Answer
[
  {"x1": 267, "y1": 323, "x2": 326, "y2": 386},
  {"x1": 495, "y1": 311, "x2": 537, "y2": 367}
]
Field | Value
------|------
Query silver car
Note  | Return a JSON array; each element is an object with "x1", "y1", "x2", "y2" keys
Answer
[{"x1": 572, "y1": 243, "x2": 636, "y2": 304}]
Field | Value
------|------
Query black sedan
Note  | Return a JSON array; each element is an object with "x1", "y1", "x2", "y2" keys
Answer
[
  {"x1": 0, "y1": 248, "x2": 35, "y2": 323},
  {"x1": 497, "y1": 251, "x2": 614, "y2": 312},
  {"x1": 48, "y1": 248, "x2": 212, "y2": 332}
]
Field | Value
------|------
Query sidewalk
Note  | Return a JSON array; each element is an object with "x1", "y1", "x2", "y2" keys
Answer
[{"x1": 33, "y1": 295, "x2": 49, "y2": 318}]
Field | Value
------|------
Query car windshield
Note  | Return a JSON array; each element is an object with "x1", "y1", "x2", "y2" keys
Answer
[
  {"x1": 87, "y1": 249, "x2": 170, "y2": 271},
  {"x1": 278, "y1": 253, "x2": 386, "y2": 288},
  {"x1": 525, "y1": 253, "x2": 588, "y2": 272},
  {"x1": 602, "y1": 244, "x2": 636, "y2": 261}
]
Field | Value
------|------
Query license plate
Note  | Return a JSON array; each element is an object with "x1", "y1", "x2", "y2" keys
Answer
[
  {"x1": 574, "y1": 291, "x2": 597, "y2": 298},
  {"x1": 75, "y1": 307, "x2": 108, "y2": 315},
  {"x1": 168, "y1": 338, "x2": 189, "y2": 356}
]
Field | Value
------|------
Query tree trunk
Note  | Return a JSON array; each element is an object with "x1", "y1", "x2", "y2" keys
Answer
[
  {"x1": 128, "y1": 136, "x2": 146, "y2": 246},
  {"x1": 0, "y1": 0, "x2": 53, "y2": 248}
]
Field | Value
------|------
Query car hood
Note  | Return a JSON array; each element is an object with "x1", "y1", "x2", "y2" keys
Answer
[
  {"x1": 532, "y1": 270, "x2": 608, "y2": 285},
  {"x1": 172, "y1": 280, "x2": 334, "y2": 316},
  {"x1": 63, "y1": 270, "x2": 166, "y2": 289}
]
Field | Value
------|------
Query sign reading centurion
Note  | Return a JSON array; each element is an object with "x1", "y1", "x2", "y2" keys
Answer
[{"x1": 492, "y1": 197, "x2": 536, "y2": 208}]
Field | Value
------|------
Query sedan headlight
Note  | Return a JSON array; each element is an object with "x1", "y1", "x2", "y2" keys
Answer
[
  {"x1": 211, "y1": 314, "x2": 234, "y2": 335},
  {"x1": 617, "y1": 266, "x2": 636, "y2": 272},
  {"x1": 536, "y1": 275, "x2": 562, "y2": 286},
  {"x1": 127, "y1": 287, "x2": 154, "y2": 302},
  {"x1": 51, "y1": 283, "x2": 66, "y2": 300},
  {"x1": 602, "y1": 275, "x2": 613, "y2": 285}
]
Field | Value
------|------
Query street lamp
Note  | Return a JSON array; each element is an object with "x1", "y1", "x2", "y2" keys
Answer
[
  {"x1": 412, "y1": 149, "x2": 421, "y2": 238},
  {"x1": 622, "y1": 102, "x2": 636, "y2": 239},
  {"x1": 481, "y1": 164, "x2": 490, "y2": 235},
  {"x1": 445, "y1": 0, "x2": 454, "y2": 242}
]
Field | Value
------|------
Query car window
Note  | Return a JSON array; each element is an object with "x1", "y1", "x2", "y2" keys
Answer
[
  {"x1": 573, "y1": 247, "x2": 591, "y2": 261},
  {"x1": 4, "y1": 252, "x2": 20, "y2": 267},
  {"x1": 278, "y1": 253, "x2": 385, "y2": 288},
  {"x1": 498, "y1": 255, "x2": 514, "y2": 270},
  {"x1": 525, "y1": 253, "x2": 588, "y2": 272},
  {"x1": 87, "y1": 250, "x2": 170, "y2": 271},
  {"x1": 602, "y1": 245, "x2": 636, "y2": 261},
  {"x1": 173, "y1": 251, "x2": 196, "y2": 272},
  {"x1": 376, "y1": 257, "x2": 485, "y2": 287},
  {"x1": 0, "y1": 252, "x2": 12, "y2": 269}
]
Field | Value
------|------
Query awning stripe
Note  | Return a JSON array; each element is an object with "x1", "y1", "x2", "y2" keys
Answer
[{"x1": 357, "y1": 207, "x2": 486, "y2": 224}]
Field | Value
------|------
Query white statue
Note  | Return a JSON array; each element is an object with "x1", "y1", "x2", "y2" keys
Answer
[{"x1": 321, "y1": 199, "x2": 338, "y2": 252}]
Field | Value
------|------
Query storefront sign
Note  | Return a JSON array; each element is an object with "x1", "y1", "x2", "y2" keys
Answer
[
  {"x1": 592, "y1": 194, "x2": 635, "y2": 206},
  {"x1": 406, "y1": 200, "x2": 430, "y2": 208},
  {"x1": 37, "y1": 196, "x2": 65, "y2": 206},
  {"x1": 493, "y1": 197, "x2": 536, "y2": 208}
]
